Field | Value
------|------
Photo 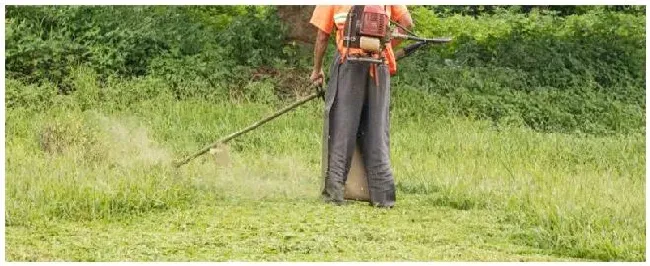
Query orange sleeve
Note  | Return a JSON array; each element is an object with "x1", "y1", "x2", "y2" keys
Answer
[
  {"x1": 390, "y1": 5, "x2": 409, "y2": 21},
  {"x1": 310, "y1": 5, "x2": 335, "y2": 34}
]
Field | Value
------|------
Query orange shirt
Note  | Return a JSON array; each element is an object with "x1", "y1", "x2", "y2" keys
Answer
[{"x1": 310, "y1": 5, "x2": 409, "y2": 75}]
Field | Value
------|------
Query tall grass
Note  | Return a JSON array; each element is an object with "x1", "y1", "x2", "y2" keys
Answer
[
  {"x1": 5, "y1": 74, "x2": 645, "y2": 261},
  {"x1": 4, "y1": 5, "x2": 645, "y2": 262}
]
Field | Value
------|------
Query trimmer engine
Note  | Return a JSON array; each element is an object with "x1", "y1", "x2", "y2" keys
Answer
[{"x1": 342, "y1": 5, "x2": 390, "y2": 63}]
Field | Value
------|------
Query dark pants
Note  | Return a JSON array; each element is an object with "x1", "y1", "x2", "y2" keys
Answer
[{"x1": 321, "y1": 55, "x2": 396, "y2": 207}]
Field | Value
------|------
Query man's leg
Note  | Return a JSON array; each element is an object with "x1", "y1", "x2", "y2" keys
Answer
[
  {"x1": 359, "y1": 64, "x2": 396, "y2": 207},
  {"x1": 322, "y1": 61, "x2": 369, "y2": 204}
]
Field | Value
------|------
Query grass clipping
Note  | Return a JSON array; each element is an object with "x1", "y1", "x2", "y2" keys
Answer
[
  {"x1": 38, "y1": 112, "x2": 171, "y2": 167},
  {"x1": 18, "y1": 110, "x2": 318, "y2": 223},
  {"x1": 97, "y1": 115, "x2": 171, "y2": 167}
]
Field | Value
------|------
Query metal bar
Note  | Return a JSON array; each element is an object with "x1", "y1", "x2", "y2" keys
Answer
[
  {"x1": 173, "y1": 91, "x2": 322, "y2": 167},
  {"x1": 392, "y1": 33, "x2": 452, "y2": 44}
]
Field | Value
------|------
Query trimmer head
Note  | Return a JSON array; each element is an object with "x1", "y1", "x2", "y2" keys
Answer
[{"x1": 209, "y1": 143, "x2": 231, "y2": 168}]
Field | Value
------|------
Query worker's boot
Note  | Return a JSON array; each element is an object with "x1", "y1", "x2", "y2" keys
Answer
[{"x1": 321, "y1": 179, "x2": 346, "y2": 205}]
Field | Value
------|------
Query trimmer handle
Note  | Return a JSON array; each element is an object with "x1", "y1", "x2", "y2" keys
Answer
[{"x1": 392, "y1": 32, "x2": 453, "y2": 44}]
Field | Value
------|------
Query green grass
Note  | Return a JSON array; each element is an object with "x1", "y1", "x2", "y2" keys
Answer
[
  {"x1": 4, "y1": 84, "x2": 645, "y2": 261},
  {"x1": 6, "y1": 199, "x2": 589, "y2": 262}
]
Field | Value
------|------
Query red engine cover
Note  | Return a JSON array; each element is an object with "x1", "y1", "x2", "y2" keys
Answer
[{"x1": 359, "y1": 5, "x2": 387, "y2": 38}]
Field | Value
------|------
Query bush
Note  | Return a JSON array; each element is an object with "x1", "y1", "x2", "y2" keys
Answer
[
  {"x1": 6, "y1": 6, "x2": 247, "y2": 88},
  {"x1": 393, "y1": 6, "x2": 645, "y2": 135},
  {"x1": 6, "y1": 79, "x2": 58, "y2": 111},
  {"x1": 218, "y1": 6, "x2": 289, "y2": 68},
  {"x1": 6, "y1": 7, "x2": 166, "y2": 90},
  {"x1": 5, "y1": 5, "x2": 646, "y2": 135}
]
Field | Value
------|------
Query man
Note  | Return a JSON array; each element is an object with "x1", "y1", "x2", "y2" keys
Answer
[{"x1": 309, "y1": 5, "x2": 414, "y2": 208}]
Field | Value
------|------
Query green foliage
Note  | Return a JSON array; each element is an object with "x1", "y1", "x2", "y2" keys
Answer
[
  {"x1": 236, "y1": 80, "x2": 281, "y2": 105},
  {"x1": 3, "y1": 5, "x2": 646, "y2": 262},
  {"x1": 4, "y1": 5, "x2": 646, "y2": 135},
  {"x1": 425, "y1": 5, "x2": 646, "y2": 17},
  {"x1": 147, "y1": 49, "x2": 232, "y2": 100},
  {"x1": 7, "y1": 6, "x2": 167, "y2": 90},
  {"x1": 394, "y1": 6, "x2": 645, "y2": 135},
  {"x1": 101, "y1": 75, "x2": 176, "y2": 109},
  {"x1": 68, "y1": 66, "x2": 102, "y2": 111},
  {"x1": 218, "y1": 6, "x2": 289, "y2": 68},
  {"x1": 6, "y1": 79, "x2": 58, "y2": 111},
  {"x1": 5, "y1": 6, "x2": 289, "y2": 93}
]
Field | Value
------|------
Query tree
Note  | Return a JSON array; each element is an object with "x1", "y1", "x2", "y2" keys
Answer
[{"x1": 276, "y1": 6, "x2": 317, "y2": 45}]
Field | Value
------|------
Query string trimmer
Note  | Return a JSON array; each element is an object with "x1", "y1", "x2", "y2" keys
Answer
[
  {"x1": 173, "y1": 19, "x2": 451, "y2": 168},
  {"x1": 173, "y1": 91, "x2": 321, "y2": 167}
]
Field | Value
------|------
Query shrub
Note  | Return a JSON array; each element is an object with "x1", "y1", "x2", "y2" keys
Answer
[
  {"x1": 5, "y1": 5, "x2": 646, "y2": 135},
  {"x1": 393, "y1": 6, "x2": 645, "y2": 135}
]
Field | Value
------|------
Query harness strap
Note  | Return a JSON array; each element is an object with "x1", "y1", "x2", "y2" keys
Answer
[{"x1": 337, "y1": 5, "x2": 388, "y2": 86}]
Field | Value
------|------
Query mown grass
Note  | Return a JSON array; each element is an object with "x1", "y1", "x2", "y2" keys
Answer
[
  {"x1": 6, "y1": 198, "x2": 592, "y2": 262},
  {"x1": 4, "y1": 76, "x2": 645, "y2": 261}
]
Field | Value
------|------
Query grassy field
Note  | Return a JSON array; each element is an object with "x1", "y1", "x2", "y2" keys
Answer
[{"x1": 4, "y1": 84, "x2": 646, "y2": 261}]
